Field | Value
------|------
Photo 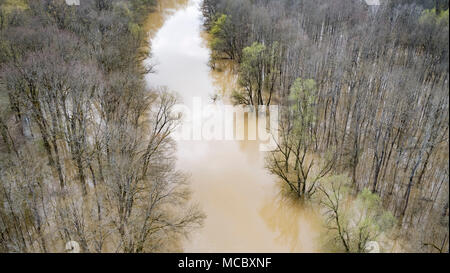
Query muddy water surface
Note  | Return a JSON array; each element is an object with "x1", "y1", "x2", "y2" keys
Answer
[{"x1": 144, "y1": 0, "x2": 322, "y2": 252}]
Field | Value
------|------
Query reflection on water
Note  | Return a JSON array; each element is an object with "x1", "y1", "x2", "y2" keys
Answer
[
  {"x1": 145, "y1": 0, "x2": 322, "y2": 252},
  {"x1": 260, "y1": 193, "x2": 322, "y2": 252}
]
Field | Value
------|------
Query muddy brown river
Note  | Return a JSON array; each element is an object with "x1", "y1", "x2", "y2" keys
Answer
[{"x1": 144, "y1": 0, "x2": 322, "y2": 252}]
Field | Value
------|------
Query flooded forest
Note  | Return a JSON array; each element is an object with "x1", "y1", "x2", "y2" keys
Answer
[{"x1": 0, "y1": 0, "x2": 448, "y2": 253}]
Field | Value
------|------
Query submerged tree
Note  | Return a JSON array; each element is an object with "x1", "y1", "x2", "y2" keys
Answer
[
  {"x1": 267, "y1": 78, "x2": 335, "y2": 200},
  {"x1": 318, "y1": 176, "x2": 396, "y2": 253},
  {"x1": 232, "y1": 41, "x2": 281, "y2": 106}
]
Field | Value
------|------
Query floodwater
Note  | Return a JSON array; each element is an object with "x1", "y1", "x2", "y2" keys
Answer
[{"x1": 144, "y1": 0, "x2": 322, "y2": 252}]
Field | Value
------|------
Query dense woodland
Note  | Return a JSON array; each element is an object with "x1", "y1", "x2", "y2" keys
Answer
[
  {"x1": 204, "y1": 0, "x2": 449, "y2": 252},
  {"x1": 0, "y1": 0, "x2": 203, "y2": 252},
  {"x1": 0, "y1": 0, "x2": 448, "y2": 253}
]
